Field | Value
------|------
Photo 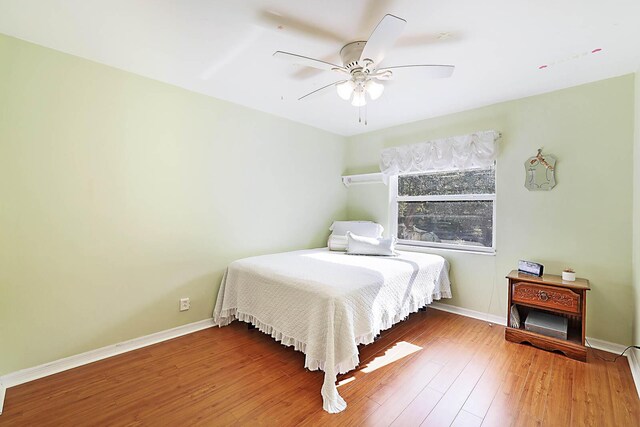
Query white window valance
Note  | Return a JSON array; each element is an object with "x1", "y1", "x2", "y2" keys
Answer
[{"x1": 379, "y1": 130, "x2": 501, "y2": 176}]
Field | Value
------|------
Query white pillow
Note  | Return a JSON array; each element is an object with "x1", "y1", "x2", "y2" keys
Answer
[
  {"x1": 329, "y1": 221, "x2": 383, "y2": 238},
  {"x1": 328, "y1": 234, "x2": 348, "y2": 251},
  {"x1": 346, "y1": 232, "x2": 397, "y2": 256}
]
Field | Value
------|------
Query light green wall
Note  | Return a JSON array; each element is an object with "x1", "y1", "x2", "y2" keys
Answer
[
  {"x1": 345, "y1": 75, "x2": 635, "y2": 345},
  {"x1": 0, "y1": 34, "x2": 347, "y2": 375},
  {"x1": 1, "y1": 32, "x2": 636, "y2": 377},
  {"x1": 634, "y1": 70, "x2": 640, "y2": 346}
]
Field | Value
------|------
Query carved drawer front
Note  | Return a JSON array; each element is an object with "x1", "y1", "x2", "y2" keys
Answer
[{"x1": 512, "y1": 282, "x2": 580, "y2": 314}]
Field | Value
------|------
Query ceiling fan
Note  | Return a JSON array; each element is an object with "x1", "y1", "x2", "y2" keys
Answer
[{"x1": 273, "y1": 14, "x2": 455, "y2": 106}]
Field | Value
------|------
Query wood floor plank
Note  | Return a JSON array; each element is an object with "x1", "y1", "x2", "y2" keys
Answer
[
  {"x1": 481, "y1": 370, "x2": 529, "y2": 427},
  {"x1": 390, "y1": 386, "x2": 443, "y2": 427},
  {"x1": 570, "y1": 350, "x2": 620, "y2": 427},
  {"x1": 461, "y1": 338, "x2": 517, "y2": 418},
  {"x1": 450, "y1": 410, "x2": 483, "y2": 427},
  {"x1": 541, "y1": 355, "x2": 575, "y2": 427},
  {"x1": 420, "y1": 327, "x2": 501, "y2": 426},
  {"x1": 365, "y1": 338, "x2": 449, "y2": 405},
  {"x1": 299, "y1": 395, "x2": 380, "y2": 427},
  {"x1": 425, "y1": 344, "x2": 475, "y2": 394},
  {"x1": 338, "y1": 315, "x2": 451, "y2": 404},
  {"x1": 606, "y1": 354, "x2": 640, "y2": 426},
  {"x1": 363, "y1": 360, "x2": 443, "y2": 426},
  {"x1": 511, "y1": 351, "x2": 554, "y2": 426},
  {"x1": 1, "y1": 309, "x2": 638, "y2": 427}
]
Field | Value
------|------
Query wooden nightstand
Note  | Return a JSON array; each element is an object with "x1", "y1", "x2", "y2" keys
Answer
[{"x1": 505, "y1": 270, "x2": 590, "y2": 362}]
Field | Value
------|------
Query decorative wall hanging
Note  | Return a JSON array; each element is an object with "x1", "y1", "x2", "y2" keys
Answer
[{"x1": 525, "y1": 149, "x2": 556, "y2": 191}]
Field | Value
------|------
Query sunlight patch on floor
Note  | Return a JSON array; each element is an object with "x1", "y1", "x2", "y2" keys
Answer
[
  {"x1": 361, "y1": 341, "x2": 423, "y2": 373},
  {"x1": 337, "y1": 376, "x2": 356, "y2": 387}
]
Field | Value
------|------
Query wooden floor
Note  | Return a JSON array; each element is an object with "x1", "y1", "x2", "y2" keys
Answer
[{"x1": 2, "y1": 309, "x2": 639, "y2": 426}]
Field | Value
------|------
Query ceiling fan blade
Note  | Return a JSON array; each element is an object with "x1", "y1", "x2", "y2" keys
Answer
[
  {"x1": 258, "y1": 10, "x2": 347, "y2": 44},
  {"x1": 291, "y1": 55, "x2": 350, "y2": 80},
  {"x1": 395, "y1": 32, "x2": 462, "y2": 48},
  {"x1": 359, "y1": 14, "x2": 406, "y2": 66},
  {"x1": 274, "y1": 51, "x2": 346, "y2": 72},
  {"x1": 357, "y1": 0, "x2": 399, "y2": 36},
  {"x1": 375, "y1": 64, "x2": 455, "y2": 79},
  {"x1": 298, "y1": 80, "x2": 348, "y2": 101}
]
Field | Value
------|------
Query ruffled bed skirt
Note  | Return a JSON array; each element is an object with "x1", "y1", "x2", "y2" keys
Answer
[{"x1": 213, "y1": 289, "x2": 451, "y2": 413}]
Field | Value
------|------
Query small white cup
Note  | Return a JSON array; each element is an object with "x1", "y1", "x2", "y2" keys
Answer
[{"x1": 562, "y1": 271, "x2": 576, "y2": 282}]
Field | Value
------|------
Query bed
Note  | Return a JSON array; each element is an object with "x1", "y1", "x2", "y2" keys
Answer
[{"x1": 212, "y1": 247, "x2": 451, "y2": 413}]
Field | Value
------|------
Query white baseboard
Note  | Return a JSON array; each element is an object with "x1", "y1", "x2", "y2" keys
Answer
[
  {"x1": 584, "y1": 337, "x2": 629, "y2": 355},
  {"x1": 1, "y1": 306, "x2": 636, "y2": 415},
  {"x1": 428, "y1": 302, "x2": 628, "y2": 355},
  {"x1": 628, "y1": 348, "x2": 640, "y2": 399},
  {"x1": 0, "y1": 380, "x2": 5, "y2": 415},
  {"x1": 430, "y1": 302, "x2": 506, "y2": 326},
  {"x1": 0, "y1": 318, "x2": 214, "y2": 415}
]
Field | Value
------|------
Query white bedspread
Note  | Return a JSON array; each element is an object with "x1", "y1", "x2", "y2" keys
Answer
[{"x1": 212, "y1": 248, "x2": 451, "y2": 413}]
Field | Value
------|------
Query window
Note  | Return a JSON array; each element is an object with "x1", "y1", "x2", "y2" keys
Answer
[{"x1": 390, "y1": 165, "x2": 496, "y2": 253}]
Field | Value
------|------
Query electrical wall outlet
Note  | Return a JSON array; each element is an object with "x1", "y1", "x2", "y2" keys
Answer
[{"x1": 179, "y1": 297, "x2": 190, "y2": 312}]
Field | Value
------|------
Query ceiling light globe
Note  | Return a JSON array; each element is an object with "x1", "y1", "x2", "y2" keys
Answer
[
  {"x1": 336, "y1": 80, "x2": 355, "y2": 101},
  {"x1": 351, "y1": 90, "x2": 367, "y2": 107},
  {"x1": 365, "y1": 79, "x2": 385, "y2": 100}
]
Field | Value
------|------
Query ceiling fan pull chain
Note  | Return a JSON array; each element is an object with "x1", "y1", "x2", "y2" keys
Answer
[
  {"x1": 358, "y1": 106, "x2": 362, "y2": 123},
  {"x1": 365, "y1": 104, "x2": 368, "y2": 126}
]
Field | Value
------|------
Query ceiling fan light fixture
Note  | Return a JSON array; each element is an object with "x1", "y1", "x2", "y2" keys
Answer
[
  {"x1": 351, "y1": 89, "x2": 367, "y2": 107},
  {"x1": 365, "y1": 79, "x2": 384, "y2": 100},
  {"x1": 274, "y1": 13, "x2": 455, "y2": 120},
  {"x1": 336, "y1": 80, "x2": 355, "y2": 100}
]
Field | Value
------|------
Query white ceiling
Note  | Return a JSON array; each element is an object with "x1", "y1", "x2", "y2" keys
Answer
[{"x1": 1, "y1": 0, "x2": 639, "y2": 136}]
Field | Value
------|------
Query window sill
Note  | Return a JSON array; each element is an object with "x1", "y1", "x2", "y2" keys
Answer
[{"x1": 396, "y1": 243, "x2": 496, "y2": 257}]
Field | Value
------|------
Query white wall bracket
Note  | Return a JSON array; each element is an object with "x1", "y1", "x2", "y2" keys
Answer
[{"x1": 341, "y1": 172, "x2": 385, "y2": 187}]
